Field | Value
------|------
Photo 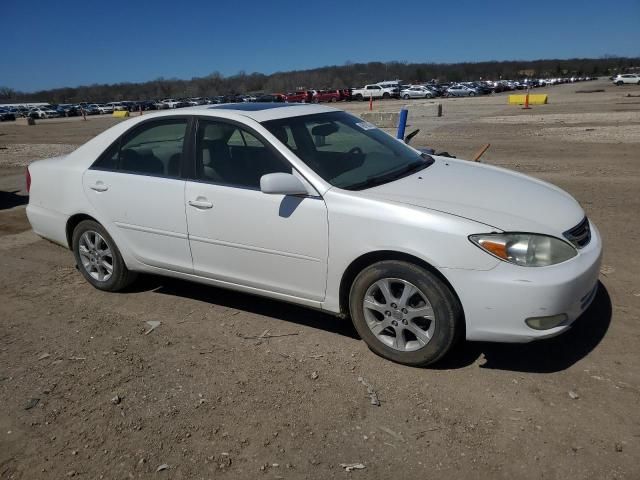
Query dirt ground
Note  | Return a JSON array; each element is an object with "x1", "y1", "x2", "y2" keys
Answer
[{"x1": 1, "y1": 79, "x2": 639, "y2": 479}]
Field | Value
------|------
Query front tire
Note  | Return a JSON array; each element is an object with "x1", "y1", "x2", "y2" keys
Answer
[
  {"x1": 349, "y1": 260, "x2": 462, "y2": 366},
  {"x1": 403, "y1": 94, "x2": 410, "y2": 100},
  {"x1": 72, "y1": 220, "x2": 136, "y2": 292}
]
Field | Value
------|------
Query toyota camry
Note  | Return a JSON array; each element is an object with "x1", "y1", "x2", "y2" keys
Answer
[{"x1": 26, "y1": 103, "x2": 602, "y2": 366}]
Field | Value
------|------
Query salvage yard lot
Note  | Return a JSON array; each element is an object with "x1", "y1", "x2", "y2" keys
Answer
[{"x1": 0, "y1": 79, "x2": 639, "y2": 479}]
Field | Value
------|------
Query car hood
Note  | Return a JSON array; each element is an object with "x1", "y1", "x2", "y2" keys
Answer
[{"x1": 361, "y1": 157, "x2": 585, "y2": 235}]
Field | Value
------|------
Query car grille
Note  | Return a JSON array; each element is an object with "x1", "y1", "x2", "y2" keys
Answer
[{"x1": 563, "y1": 217, "x2": 591, "y2": 249}]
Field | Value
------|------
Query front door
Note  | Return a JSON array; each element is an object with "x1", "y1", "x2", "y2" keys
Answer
[{"x1": 185, "y1": 118, "x2": 328, "y2": 302}]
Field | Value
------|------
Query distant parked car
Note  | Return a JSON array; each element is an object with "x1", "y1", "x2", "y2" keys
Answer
[
  {"x1": 119, "y1": 101, "x2": 136, "y2": 111},
  {"x1": 161, "y1": 99, "x2": 190, "y2": 108},
  {"x1": 80, "y1": 104, "x2": 100, "y2": 115},
  {"x1": 446, "y1": 85, "x2": 478, "y2": 97},
  {"x1": 7, "y1": 107, "x2": 27, "y2": 117},
  {"x1": 56, "y1": 104, "x2": 80, "y2": 117},
  {"x1": 131, "y1": 101, "x2": 156, "y2": 111},
  {"x1": 424, "y1": 84, "x2": 446, "y2": 96},
  {"x1": 315, "y1": 90, "x2": 341, "y2": 103},
  {"x1": 29, "y1": 106, "x2": 60, "y2": 119},
  {"x1": 256, "y1": 94, "x2": 286, "y2": 102},
  {"x1": 469, "y1": 82, "x2": 493, "y2": 95},
  {"x1": 376, "y1": 81, "x2": 401, "y2": 98},
  {"x1": 91, "y1": 104, "x2": 114, "y2": 114},
  {"x1": 338, "y1": 89, "x2": 352, "y2": 101},
  {"x1": 400, "y1": 86, "x2": 434, "y2": 99},
  {"x1": 285, "y1": 91, "x2": 308, "y2": 103},
  {"x1": 106, "y1": 102, "x2": 128, "y2": 111},
  {"x1": 160, "y1": 99, "x2": 180, "y2": 108},
  {"x1": 613, "y1": 74, "x2": 640, "y2": 86},
  {"x1": 187, "y1": 98, "x2": 207, "y2": 106},
  {"x1": 0, "y1": 109, "x2": 16, "y2": 121},
  {"x1": 351, "y1": 84, "x2": 395, "y2": 101}
]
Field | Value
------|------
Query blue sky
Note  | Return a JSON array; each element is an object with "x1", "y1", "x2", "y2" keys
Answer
[{"x1": 2, "y1": 0, "x2": 639, "y2": 91}]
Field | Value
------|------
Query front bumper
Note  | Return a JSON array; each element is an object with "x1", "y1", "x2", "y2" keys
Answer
[{"x1": 442, "y1": 221, "x2": 603, "y2": 343}]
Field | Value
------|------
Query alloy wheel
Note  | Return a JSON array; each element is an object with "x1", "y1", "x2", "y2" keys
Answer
[
  {"x1": 362, "y1": 278, "x2": 436, "y2": 351},
  {"x1": 78, "y1": 230, "x2": 114, "y2": 282}
]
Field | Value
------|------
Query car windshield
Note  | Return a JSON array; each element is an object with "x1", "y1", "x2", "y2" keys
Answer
[{"x1": 262, "y1": 111, "x2": 433, "y2": 190}]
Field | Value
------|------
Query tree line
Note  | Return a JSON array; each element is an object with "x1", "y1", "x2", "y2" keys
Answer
[{"x1": 1, "y1": 56, "x2": 638, "y2": 104}]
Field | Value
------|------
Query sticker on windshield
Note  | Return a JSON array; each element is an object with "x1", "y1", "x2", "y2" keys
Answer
[{"x1": 355, "y1": 121, "x2": 377, "y2": 131}]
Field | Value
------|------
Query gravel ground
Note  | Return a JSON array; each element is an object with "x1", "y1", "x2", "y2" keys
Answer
[
  {"x1": 0, "y1": 144, "x2": 78, "y2": 167},
  {"x1": 0, "y1": 79, "x2": 639, "y2": 479},
  {"x1": 478, "y1": 111, "x2": 640, "y2": 125}
]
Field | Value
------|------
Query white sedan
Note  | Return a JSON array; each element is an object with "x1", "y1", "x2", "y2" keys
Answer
[{"x1": 26, "y1": 104, "x2": 602, "y2": 366}]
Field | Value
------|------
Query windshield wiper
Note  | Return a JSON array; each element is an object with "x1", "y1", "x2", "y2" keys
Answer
[{"x1": 344, "y1": 157, "x2": 432, "y2": 191}]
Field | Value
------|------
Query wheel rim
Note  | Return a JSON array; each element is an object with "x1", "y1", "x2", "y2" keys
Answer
[
  {"x1": 362, "y1": 278, "x2": 436, "y2": 352},
  {"x1": 78, "y1": 230, "x2": 114, "y2": 282}
]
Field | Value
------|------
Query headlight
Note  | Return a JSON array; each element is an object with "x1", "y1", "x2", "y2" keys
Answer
[{"x1": 469, "y1": 233, "x2": 577, "y2": 267}]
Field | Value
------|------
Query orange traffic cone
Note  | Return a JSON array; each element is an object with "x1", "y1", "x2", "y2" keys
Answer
[{"x1": 369, "y1": 94, "x2": 373, "y2": 111}]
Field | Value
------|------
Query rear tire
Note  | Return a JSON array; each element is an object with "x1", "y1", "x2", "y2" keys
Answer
[
  {"x1": 355, "y1": 94, "x2": 363, "y2": 101},
  {"x1": 383, "y1": 92, "x2": 390, "y2": 99},
  {"x1": 72, "y1": 220, "x2": 136, "y2": 292},
  {"x1": 349, "y1": 260, "x2": 462, "y2": 366},
  {"x1": 403, "y1": 94, "x2": 410, "y2": 100}
]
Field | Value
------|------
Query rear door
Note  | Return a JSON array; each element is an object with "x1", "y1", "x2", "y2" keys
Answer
[{"x1": 83, "y1": 117, "x2": 193, "y2": 273}]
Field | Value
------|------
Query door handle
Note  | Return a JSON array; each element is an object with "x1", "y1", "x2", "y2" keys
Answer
[
  {"x1": 188, "y1": 199, "x2": 213, "y2": 209},
  {"x1": 90, "y1": 182, "x2": 108, "y2": 192}
]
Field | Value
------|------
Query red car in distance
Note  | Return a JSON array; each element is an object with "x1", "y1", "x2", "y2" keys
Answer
[
  {"x1": 315, "y1": 90, "x2": 341, "y2": 103},
  {"x1": 284, "y1": 91, "x2": 308, "y2": 103}
]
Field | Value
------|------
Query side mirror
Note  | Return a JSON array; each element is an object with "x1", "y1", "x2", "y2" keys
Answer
[{"x1": 260, "y1": 173, "x2": 309, "y2": 196}]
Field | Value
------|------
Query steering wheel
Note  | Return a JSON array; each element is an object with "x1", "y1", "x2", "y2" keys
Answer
[{"x1": 347, "y1": 146, "x2": 363, "y2": 156}]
